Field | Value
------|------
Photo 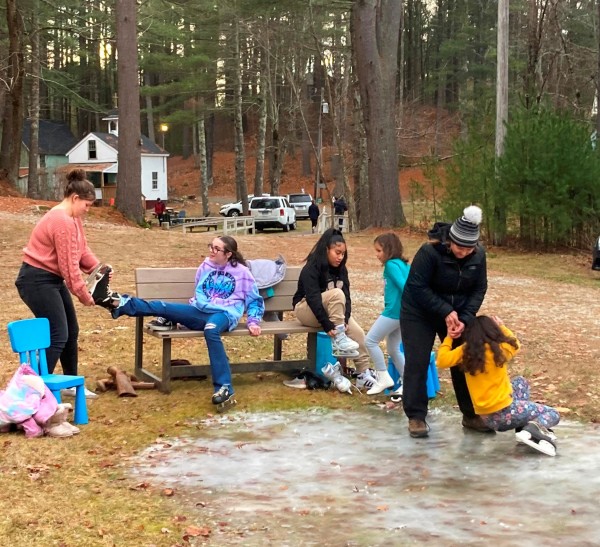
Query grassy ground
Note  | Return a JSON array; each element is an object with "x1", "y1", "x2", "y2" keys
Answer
[{"x1": 0, "y1": 203, "x2": 598, "y2": 545}]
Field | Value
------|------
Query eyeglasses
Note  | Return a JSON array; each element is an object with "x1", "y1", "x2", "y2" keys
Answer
[{"x1": 207, "y1": 244, "x2": 226, "y2": 253}]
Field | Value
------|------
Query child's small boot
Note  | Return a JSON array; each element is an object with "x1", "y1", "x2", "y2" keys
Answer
[{"x1": 44, "y1": 405, "x2": 74, "y2": 438}]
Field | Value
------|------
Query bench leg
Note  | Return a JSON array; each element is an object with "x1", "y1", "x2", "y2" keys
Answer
[
  {"x1": 273, "y1": 334, "x2": 282, "y2": 361},
  {"x1": 160, "y1": 338, "x2": 173, "y2": 393},
  {"x1": 134, "y1": 317, "x2": 144, "y2": 377},
  {"x1": 307, "y1": 332, "x2": 317, "y2": 370}
]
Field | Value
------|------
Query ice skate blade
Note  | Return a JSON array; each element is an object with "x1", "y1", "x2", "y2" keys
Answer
[
  {"x1": 85, "y1": 263, "x2": 106, "y2": 292},
  {"x1": 332, "y1": 350, "x2": 360, "y2": 358},
  {"x1": 216, "y1": 399, "x2": 237, "y2": 413},
  {"x1": 515, "y1": 433, "x2": 556, "y2": 457}
]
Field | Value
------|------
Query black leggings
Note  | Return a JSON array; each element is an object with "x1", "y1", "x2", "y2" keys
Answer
[
  {"x1": 401, "y1": 313, "x2": 476, "y2": 421},
  {"x1": 15, "y1": 263, "x2": 79, "y2": 375}
]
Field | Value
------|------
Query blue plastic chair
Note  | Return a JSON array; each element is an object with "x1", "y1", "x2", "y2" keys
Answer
[{"x1": 7, "y1": 318, "x2": 89, "y2": 425}]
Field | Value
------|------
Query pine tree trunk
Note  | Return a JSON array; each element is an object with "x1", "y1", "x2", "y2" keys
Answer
[
  {"x1": 253, "y1": 44, "x2": 267, "y2": 196},
  {"x1": 352, "y1": 0, "x2": 405, "y2": 227},
  {"x1": 2, "y1": 0, "x2": 25, "y2": 186},
  {"x1": 198, "y1": 115, "x2": 210, "y2": 217},
  {"x1": 144, "y1": 71, "x2": 155, "y2": 144},
  {"x1": 27, "y1": 5, "x2": 41, "y2": 199},
  {"x1": 233, "y1": 20, "x2": 249, "y2": 213},
  {"x1": 115, "y1": 0, "x2": 144, "y2": 223}
]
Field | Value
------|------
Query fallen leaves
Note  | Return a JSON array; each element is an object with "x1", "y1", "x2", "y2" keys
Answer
[{"x1": 183, "y1": 525, "x2": 211, "y2": 538}]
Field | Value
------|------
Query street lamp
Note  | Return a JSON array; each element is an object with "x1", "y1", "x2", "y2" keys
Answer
[
  {"x1": 314, "y1": 88, "x2": 329, "y2": 202},
  {"x1": 159, "y1": 123, "x2": 169, "y2": 149}
]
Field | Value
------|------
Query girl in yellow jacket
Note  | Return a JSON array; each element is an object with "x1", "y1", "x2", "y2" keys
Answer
[{"x1": 436, "y1": 315, "x2": 560, "y2": 456}]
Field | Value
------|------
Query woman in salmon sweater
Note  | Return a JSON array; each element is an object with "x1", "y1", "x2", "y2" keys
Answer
[
  {"x1": 436, "y1": 315, "x2": 561, "y2": 456},
  {"x1": 15, "y1": 169, "x2": 117, "y2": 398}
]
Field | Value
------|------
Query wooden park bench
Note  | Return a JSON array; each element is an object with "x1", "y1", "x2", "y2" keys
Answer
[
  {"x1": 178, "y1": 216, "x2": 255, "y2": 235},
  {"x1": 133, "y1": 266, "x2": 319, "y2": 393},
  {"x1": 179, "y1": 217, "x2": 220, "y2": 232}
]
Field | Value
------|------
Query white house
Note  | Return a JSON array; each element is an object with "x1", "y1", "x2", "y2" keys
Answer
[{"x1": 65, "y1": 110, "x2": 168, "y2": 207}]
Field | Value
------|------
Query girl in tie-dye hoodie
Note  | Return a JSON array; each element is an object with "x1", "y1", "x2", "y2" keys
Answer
[{"x1": 109, "y1": 236, "x2": 264, "y2": 407}]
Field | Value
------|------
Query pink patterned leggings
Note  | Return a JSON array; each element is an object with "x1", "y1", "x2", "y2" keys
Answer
[{"x1": 481, "y1": 376, "x2": 560, "y2": 431}]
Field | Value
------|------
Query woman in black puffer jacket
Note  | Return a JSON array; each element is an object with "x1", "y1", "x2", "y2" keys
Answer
[{"x1": 401, "y1": 206, "x2": 489, "y2": 438}]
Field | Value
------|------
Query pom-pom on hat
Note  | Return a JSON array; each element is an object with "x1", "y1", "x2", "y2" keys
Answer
[{"x1": 449, "y1": 205, "x2": 482, "y2": 247}]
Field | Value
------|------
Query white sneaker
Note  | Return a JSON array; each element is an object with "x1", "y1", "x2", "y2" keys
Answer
[
  {"x1": 366, "y1": 370, "x2": 395, "y2": 395},
  {"x1": 61, "y1": 387, "x2": 99, "y2": 400},
  {"x1": 355, "y1": 369, "x2": 377, "y2": 390}
]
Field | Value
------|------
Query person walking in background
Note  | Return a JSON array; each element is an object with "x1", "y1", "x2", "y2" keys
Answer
[
  {"x1": 102, "y1": 236, "x2": 264, "y2": 412},
  {"x1": 364, "y1": 233, "x2": 410, "y2": 396},
  {"x1": 14, "y1": 168, "x2": 116, "y2": 399},
  {"x1": 154, "y1": 197, "x2": 166, "y2": 224},
  {"x1": 436, "y1": 315, "x2": 560, "y2": 456},
  {"x1": 333, "y1": 196, "x2": 348, "y2": 231},
  {"x1": 400, "y1": 205, "x2": 489, "y2": 438},
  {"x1": 293, "y1": 228, "x2": 376, "y2": 390},
  {"x1": 308, "y1": 199, "x2": 320, "y2": 234}
]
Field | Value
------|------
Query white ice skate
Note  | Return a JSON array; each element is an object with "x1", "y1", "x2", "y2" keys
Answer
[
  {"x1": 331, "y1": 329, "x2": 360, "y2": 358},
  {"x1": 515, "y1": 421, "x2": 557, "y2": 457},
  {"x1": 321, "y1": 362, "x2": 353, "y2": 394}
]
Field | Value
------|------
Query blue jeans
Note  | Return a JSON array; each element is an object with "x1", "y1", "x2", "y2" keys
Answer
[
  {"x1": 15, "y1": 263, "x2": 79, "y2": 375},
  {"x1": 112, "y1": 296, "x2": 232, "y2": 393}
]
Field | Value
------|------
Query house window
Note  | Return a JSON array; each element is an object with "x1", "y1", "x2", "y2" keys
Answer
[
  {"x1": 152, "y1": 171, "x2": 158, "y2": 190},
  {"x1": 88, "y1": 140, "x2": 97, "y2": 160}
]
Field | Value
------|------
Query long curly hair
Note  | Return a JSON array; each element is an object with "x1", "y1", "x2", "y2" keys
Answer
[{"x1": 461, "y1": 316, "x2": 519, "y2": 375}]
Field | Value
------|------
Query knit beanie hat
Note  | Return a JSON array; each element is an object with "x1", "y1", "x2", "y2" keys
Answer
[{"x1": 449, "y1": 205, "x2": 482, "y2": 247}]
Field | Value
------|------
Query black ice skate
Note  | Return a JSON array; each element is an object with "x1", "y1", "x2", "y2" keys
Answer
[
  {"x1": 85, "y1": 263, "x2": 107, "y2": 293},
  {"x1": 212, "y1": 385, "x2": 237, "y2": 413},
  {"x1": 88, "y1": 264, "x2": 121, "y2": 309}
]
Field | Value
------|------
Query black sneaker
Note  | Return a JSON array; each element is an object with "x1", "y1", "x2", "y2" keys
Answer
[
  {"x1": 147, "y1": 317, "x2": 175, "y2": 331},
  {"x1": 212, "y1": 385, "x2": 233, "y2": 405}
]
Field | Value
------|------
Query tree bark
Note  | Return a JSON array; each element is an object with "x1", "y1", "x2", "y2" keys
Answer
[
  {"x1": 197, "y1": 109, "x2": 210, "y2": 217},
  {"x1": 233, "y1": 20, "x2": 249, "y2": 213},
  {"x1": 115, "y1": 0, "x2": 144, "y2": 222},
  {"x1": 253, "y1": 40, "x2": 268, "y2": 197},
  {"x1": 27, "y1": 4, "x2": 41, "y2": 199},
  {"x1": 352, "y1": 0, "x2": 405, "y2": 227},
  {"x1": 1, "y1": 0, "x2": 25, "y2": 186}
]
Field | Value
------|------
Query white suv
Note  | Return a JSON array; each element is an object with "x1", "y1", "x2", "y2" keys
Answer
[
  {"x1": 286, "y1": 193, "x2": 313, "y2": 219},
  {"x1": 250, "y1": 196, "x2": 296, "y2": 232},
  {"x1": 219, "y1": 194, "x2": 270, "y2": 217}
]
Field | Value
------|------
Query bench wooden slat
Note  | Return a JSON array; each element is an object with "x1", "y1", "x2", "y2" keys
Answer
[
  {"x1": 146, "y1": 319, "x2": 319, "y2": 339},
  {"x1": 133, "y1": 265, "x2": 317, "y2": 393}
]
